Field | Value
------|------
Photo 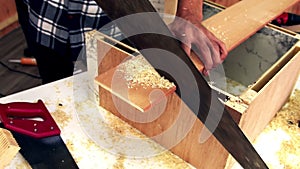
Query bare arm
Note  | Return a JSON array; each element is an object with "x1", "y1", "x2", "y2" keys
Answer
[{"x1": 176, "y1": 0, "x2": 203, "y2": 21}]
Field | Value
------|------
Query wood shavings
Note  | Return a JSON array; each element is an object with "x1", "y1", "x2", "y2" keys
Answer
[
  {"x1": 51, "y1": 109, "x2": 71, "y2": 128},
  {"x1": 0, "y1": 128, "x2": 20, "y2": 169},
  {"x1": 113, "y1": 154, "x2": 125, "y2": 169},
  {"x1": 104, "y1": 110, "x2": 146, "y2": 138},
  {"x1": 116, "y1": 56, "x2": 175, "y2": 89},
  {"x1": 264, "y1": 89, "x2": 300, "y2": 168},
  {"x1": 151, "y1": 152, "x2": 193, "y2": 169},
  {"x1": 226, "y1": 78, "x2": 248, "y2": 96}
]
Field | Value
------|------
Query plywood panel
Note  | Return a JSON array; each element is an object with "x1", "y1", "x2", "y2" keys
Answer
[
  {"x1": 202, "y1": 0, "x2": 299, "y2": 51},
  {"x1": 208, "y1": 0, "x2": 240, "y2": 7},
  {"x1": 0, "y1": 0, "x2": 18, "y2": 36},
  {"x1": 0, "y1": 0, "x2": 17, "y2": 24},
  {"x1": 240, "y1": 47, "x2": 300, "y2": 141},
  {"x1": 208, "y1": 0, "x2": 300, "y2": 15}
]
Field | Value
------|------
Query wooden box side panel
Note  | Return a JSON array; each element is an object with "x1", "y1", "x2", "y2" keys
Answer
[
  {"x1": 99, "y1": 87, "x2": 228, "y2": 169},
  {"x1": 0, "y1": 0, "x2": 18, "y2": 37},
  {"x1": 240, "y1": 51, "x2": 300, "y2": 141},
  {"x1": 97, "y1": 39, "x2": 133, "y2": 74}
]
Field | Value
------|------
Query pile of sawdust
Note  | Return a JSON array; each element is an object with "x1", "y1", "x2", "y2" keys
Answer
[
  {"x1": 268, "y1": 89, "x2": 300, "y2": 168},
  {"x1": 116, "y1": 56, "x2": 175, "y2": 89}
]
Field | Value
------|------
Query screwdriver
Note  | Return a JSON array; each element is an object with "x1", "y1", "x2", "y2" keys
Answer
[{"x1": 9, "y1": 57, "x2": 37, "y2": 66}]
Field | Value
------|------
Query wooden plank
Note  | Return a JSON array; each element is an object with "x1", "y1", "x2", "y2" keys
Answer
[
  {"x1": 0, "y1": 0, "x2": 18, "y2": 36},
  {"x1": 208, "y1": 0, "x2": 240, "y2": 7},
  {"x1": 164, "y1": 0, "x2": 178, "y2": 15},
  {"x1": 0, "y1": 13, "x2": 18, "y2": 31},
  {"x1": 240, "y1": 45, "x2": 300, "y2": 141},
  {"x1": 202, "y1": 0, "x2": 299, "y2": 51}
]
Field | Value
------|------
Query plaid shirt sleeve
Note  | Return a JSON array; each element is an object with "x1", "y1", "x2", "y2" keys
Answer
[{"x1": 23, "y1": 0, "x2": 121, "y2": 59}]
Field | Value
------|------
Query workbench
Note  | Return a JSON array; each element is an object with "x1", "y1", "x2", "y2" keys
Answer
[
  {"x1": 3, "y1": 1, "x2": 300, "y2": 167},
  {"x1": 2, "y1": 68, "x2": 300, "y2": 168}
]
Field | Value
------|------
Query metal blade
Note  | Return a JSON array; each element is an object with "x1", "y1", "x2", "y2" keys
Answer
[
  {"x1": 94, "y1": 0, "x2": 268, "y2": 168},
  {"x1": 2, "y1": 126, "x2": 79, "y2": 169}
]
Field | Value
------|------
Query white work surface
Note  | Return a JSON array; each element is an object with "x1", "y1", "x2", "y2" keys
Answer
[
  {"x1": 2, "y1": 72, "x2": 193, "y2": 169},
  {"x1": 2, "y1": 71, "x2": 300, "y2": 169}
]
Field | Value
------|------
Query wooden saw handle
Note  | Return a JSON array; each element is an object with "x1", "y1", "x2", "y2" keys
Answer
[{"x1": 189, "y1": 51, "x2": 205, "y2": 74}]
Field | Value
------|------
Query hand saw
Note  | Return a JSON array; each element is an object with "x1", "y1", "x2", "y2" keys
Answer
[
  {"x1": 94, "y1": 0, "x2": 268, "y2": 168},
  {"x1": 0, "y1": 100, "x2": 78, "y2": 169}
]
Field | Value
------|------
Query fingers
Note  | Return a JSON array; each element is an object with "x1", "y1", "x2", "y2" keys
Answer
[
  {"x1": 218, "y1": 41, "x2": 228, "y2": 61},
  {"x1": 192, "y1": 36, "x2": 215, "y2": 72}
]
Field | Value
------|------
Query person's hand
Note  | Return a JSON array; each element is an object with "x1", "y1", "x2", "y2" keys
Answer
[{"x1": 168, "y1": 16, "x2": 228, "y2": 76}]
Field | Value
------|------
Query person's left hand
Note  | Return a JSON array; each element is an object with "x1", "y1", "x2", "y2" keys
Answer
[{"x1": 168, "y1": 17, "x2": 228, "y2": 76}]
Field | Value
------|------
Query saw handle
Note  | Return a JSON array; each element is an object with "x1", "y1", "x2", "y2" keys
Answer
[
  {"x1": 189, "y1": 51, "x2": 205, "y2": 73},
  {"x1": 0, "y1": 100, "x2": 61, "y2": 138}
]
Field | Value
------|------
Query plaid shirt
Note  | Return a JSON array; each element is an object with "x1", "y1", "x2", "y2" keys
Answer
[{"x1": 24, "y1": 0, "x2": 117, "y2": 59}]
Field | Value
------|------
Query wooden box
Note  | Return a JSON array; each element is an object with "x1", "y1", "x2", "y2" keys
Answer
[{"x1": 92, "y1": 2, "x2": 300, "y2": 169}]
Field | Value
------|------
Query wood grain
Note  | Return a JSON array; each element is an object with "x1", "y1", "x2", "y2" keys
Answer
[
  {"x1": 95, "y1": 63, "x2": 176, "y2": 112},
  {"x1": 202, "y1": 0, "x2": 299, "y2": 51},
  {"x1": 241, "y1": 44, "x2": 300, "y2": 141},
  {"x1": 0, "y1": 0, "x2": 18, "y2": 36},
  {"x1": 98, "y1": 83, "x2": 229, "y2": 169},
  {"x1": 0, "y1": 128, "x2": 20, "y2": 169}
]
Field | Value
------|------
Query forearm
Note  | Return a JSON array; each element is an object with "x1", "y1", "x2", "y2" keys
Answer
[{"x1": 176, "y1": 0, "x2": 203, "y2": 21}]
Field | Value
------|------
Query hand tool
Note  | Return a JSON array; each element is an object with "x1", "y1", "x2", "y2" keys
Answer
[
  {"x1": 0, "y1": 100, "x2": 78, "y2": 169},
  {"x1": 94, "y1": 0, "x2": 268, "y2": 168},
  {"x1": 272, "y1": 12, "x2": 300, "y2": 26},
  {"x1": 9, "y1": 57, "x2": 37, "y2": 66}
]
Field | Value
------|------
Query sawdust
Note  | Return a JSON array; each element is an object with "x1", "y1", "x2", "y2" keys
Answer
[
  {"x1": 51, "y1": 107, "x2": 71, "y2": 129},
  {"x1": 152, "y1": 152, "x2": 192, "y2": 169},
  {"x1": 116, "y1": 56, "x2": 175, "y2": 89},
  {"x1": 16, "y1": 163, "x2": 31, "y2": 169},
  {"x1": 267, "y1": 89, "x2": 300, "y2": 168},
  {"x1": 226, "y1": 78, "x2": 248, "y2": 96},
  {"x1": 104, "y1": 111, "x2": 146, "y2": 138},
  {"x1": 112, "y1": 154, "x2": 125, "y2": 169}
]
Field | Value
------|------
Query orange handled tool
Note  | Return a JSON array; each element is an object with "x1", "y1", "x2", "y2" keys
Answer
[{"x1": 9, "y1": 57, "x2": 37, "y2": 66}]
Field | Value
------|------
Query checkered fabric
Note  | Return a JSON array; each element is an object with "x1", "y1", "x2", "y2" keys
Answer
[{"x1": 23, "y1": 0, "x2": 121, "y2": 59}]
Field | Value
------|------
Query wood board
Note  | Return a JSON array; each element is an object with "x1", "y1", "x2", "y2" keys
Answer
[
  {"x1": 202, "y1": 0, "x2": 299, "y2": 51},
  {"x1": 95, "y1": 56, "x2": 176, "y2": 112}
]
